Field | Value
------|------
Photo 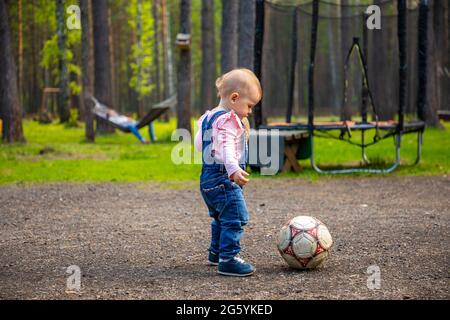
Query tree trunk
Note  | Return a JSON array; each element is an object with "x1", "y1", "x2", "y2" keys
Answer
[
  {"x1": 162, "y1": 0, "x2": 175, "y2": 98},
  {"x1": 0, "y1": 0, "x2": 25, "y2": 143},
  {"x1": 153, "y1": 0, "x2": 162, "y2": 104},
  {"x1": 115, "y1": 11, "x2": 124, "y2": 113},
  {"x1": 339, "y1": 0, "x2": 355, "y2": 120},
  {"x1": 81, "y1": 0, "x2": 95, "y2": 142},
  {"x1": 221, "y1": 0, "x2": 238, "y2": 73},
  {"x1": 56, "y1": 0, "x2": 70, "y2": 122},
  {"x1": 238, "y1": 0, "x2": 255, "y2": 70},
  {"x1": 253, "y1": 0, "x2": 265, "y2": 127},
  {"x1": 30, "y1": 0, "x2": 39, "y2": 114},
  {"x1": 425, "y1": 0, "x2": 440, "y2": 127},
  {"x1": 18, "y1": 0, "x2": 23, "y2": 109},
  {"x1": 92, "y1": 0, "x2": 115, "y2": 133},
  {"x1": 176, "y1": 0, "x2": 192, "y2": 133},
  {"x1": 161, "y1": 0, "x2": 173, "y2": 121},
  {"x1": 136, "y1": 0, "x2": 144, "y2": 118},
  {"x1": 127, "y1": 28, "x2": 139, "y2": 115},
  {"x1": 327, "y1": 4, "x2": 340, "y2": 115},
  {"x1": 370, "y1": 0, "x2": 388, "y2": 121},
  {"x1": 108, "y1": 7, "x2": 117, "y2": 110},
  {"x1": 445, "y1": 1, "x2": 450, "y2": 110},
  {"x1": 433, "y1": 0, "x2": 449, "y2": 113},
  {"x1": 201, "y1": 0, "x2": 216, "y2": 113},
  {"x1": 42, "y1": 22, "x2": 51, "y2": 117}
]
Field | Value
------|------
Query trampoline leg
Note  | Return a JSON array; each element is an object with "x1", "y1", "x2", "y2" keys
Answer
[
  {"x1": 361, "y1": 130, "x2": 370, "y2": 164},
  {"x1": 310, "y1": 134, "x2": 323, "y2": 174},
  {"x1": 310, "y1": 134, "x2": 326, "y2": 174},
  {"x1": 414, "y1": 131, "x2": 423, "y2": 165},
  {"x1": 362, "y1": 149, "x2": 370, "y2": 164},
  {"x1": 390, "y1": 133, "x2": 401, "y2": 173}
]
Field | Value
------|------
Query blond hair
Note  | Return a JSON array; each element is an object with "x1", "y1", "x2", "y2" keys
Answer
[{"x1": 215, "y1": 68, "x2": 262, "y2": 99}]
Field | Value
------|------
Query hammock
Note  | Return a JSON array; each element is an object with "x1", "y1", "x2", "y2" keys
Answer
[{"x1": 90, "y1": 95, "x2": 173, "y2": 132}]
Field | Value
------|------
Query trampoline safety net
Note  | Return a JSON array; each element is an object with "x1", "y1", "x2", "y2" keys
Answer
[{"x1": 261, "y1": 0, "x2": 421, "y2": 123}]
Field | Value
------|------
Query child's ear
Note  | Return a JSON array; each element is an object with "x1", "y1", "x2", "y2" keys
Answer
[{"x1": 230, "y1": 92, "x2": 239, "y2": 103}]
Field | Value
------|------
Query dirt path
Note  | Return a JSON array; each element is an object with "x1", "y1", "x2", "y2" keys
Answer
[{"x1": 0, "y1": 176, "x2": 449, "y2": 300}]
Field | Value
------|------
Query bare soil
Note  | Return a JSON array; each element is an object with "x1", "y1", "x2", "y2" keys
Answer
[{"x1": 0, "y1": 176, "x2": 449, "y2": 300}]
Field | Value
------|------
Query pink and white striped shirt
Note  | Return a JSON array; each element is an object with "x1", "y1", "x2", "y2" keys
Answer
[{"x1": 194, "y1": 108, "x2": 246, "y2": 178}]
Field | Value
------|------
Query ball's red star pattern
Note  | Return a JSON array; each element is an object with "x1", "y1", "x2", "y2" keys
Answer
[
  {"x1": 283, "y1": 245, "x2": 295, "y2": 257},
  {"x1": 290, "y1": 226, "x2": 301, "y2": 238},
  {"x1": 278, "y1": 217, "x2": 332, "y2": 269}
]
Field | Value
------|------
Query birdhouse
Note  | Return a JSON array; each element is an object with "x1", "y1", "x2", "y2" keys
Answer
[{"x1": 175, "y1": 33, "x2": 191, "y2": 50}]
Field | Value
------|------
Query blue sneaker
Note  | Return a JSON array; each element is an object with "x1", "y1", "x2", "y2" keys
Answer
[
  {"x1": 208, "y1": 251, "x2": 219, "y2": 266},
  {"x1": 218, "y1": 256, "x2": 255, "y2": 277}
]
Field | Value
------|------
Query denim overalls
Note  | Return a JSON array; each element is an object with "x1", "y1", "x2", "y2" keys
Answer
[{"x1": 200, "y1": 110, "x2": 249, "y2": 260}]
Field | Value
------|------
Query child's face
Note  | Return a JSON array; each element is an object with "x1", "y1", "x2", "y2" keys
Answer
[{"x1": 228, "y1": 85, "x2": 261, "y2": 119}]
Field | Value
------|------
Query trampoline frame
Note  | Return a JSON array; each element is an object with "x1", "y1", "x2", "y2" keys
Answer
[{"x1": 253, "y1": 0, "x2": 429, "y2": 174}]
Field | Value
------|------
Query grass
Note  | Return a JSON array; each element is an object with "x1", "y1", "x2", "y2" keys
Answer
[{"x1": 0, "y1": 118, "x2": 448, "y2": 185}]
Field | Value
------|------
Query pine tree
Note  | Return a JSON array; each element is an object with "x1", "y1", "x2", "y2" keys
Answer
[
  {"x1": 0, "y1": 0, "x2": 25, "y2": 143},
  {"x1": 92, "y1": 0, "x2": 115, "y2": 133},
  {"x1": 221, "y1": 0, "x2": 238, "y2": 73},
  {"x1": 81, "y1": 0, "x2": 95, "y2": 141},
  {"x1": 56, "y1": 0, "x2": 70, "y2": 122},
  {"x1": 201, "y1": 0, "x2": 216, "y2": 113},
  {"x1": 177, "y1": 0, "x2": 192, "y2": 133}
]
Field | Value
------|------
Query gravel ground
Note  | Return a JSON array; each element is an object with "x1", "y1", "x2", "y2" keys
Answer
[{"x1": 0, "y1": 176, "x2": 449, "y2": 300}]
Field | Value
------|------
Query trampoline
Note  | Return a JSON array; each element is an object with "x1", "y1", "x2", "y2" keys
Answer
[{"x1": 253, "y1": 0, "x2": 429, "y2": 174}]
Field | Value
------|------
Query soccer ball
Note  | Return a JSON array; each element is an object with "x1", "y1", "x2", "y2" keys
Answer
[{"x1": 277, "y1": 216, "x2": 333, "y2": 269}]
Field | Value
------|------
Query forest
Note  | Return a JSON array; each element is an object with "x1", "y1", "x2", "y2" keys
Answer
[{"x1": 0, "y1": 0, "x2": 448, "y2": 143}]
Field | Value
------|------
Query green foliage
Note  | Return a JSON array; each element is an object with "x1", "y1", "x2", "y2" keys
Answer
[
  {"x1": 39, "y1": 0, "x2": 81, "y2": 94},
  {"x1": 128, "y1": 0, "x2": 155, "y2": 99},
  {"x1": 40, "y1": 34, "x2": 58, "y2": 74},
  {"x1": 34, "y1": 0, "x2": 57, "y2": 29},
  {"x1": 65, "y1": 108, "x2": 80, "y2": 128}
]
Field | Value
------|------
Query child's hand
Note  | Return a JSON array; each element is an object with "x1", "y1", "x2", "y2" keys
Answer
[{"x1": 231, "y1": 169, "x2": 250, "y2": 187}]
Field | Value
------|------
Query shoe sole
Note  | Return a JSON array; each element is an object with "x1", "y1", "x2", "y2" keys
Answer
[
  {"x1": 217, "y1": 270, "x2": 254, "y2": 277},
  {"x1": 207, "y1": 260, "x2": 219, "y2": 266}
]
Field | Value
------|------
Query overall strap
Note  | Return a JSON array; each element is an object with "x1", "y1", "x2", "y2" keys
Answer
[
  {"x1": 240, "y1": 122, "x2": 249, "y2": 169},
  {"x1": 201, "y1": 110, "x2": 248, "y2": 171},
  {"x1": 201, "y1": 110, "x2": 228, "y2": 165},
  {"x1": 206, "y1": 110, "x2": 228, "y2": 130},
  {"x1": 201, "y1": 110, "x2": 227, "y2": 149}
]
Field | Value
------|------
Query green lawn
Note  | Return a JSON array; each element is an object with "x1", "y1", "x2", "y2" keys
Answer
[{"x1": 0, "y1": 119, "x2": 448, "y2": 184}]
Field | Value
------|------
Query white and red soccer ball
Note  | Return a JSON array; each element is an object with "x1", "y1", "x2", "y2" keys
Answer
[{"x1": 277, "y1": 216, "x2": 333, "y2": 269}]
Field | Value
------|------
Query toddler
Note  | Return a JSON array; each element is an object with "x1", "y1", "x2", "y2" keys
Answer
[{"x1": 194, "y1": 68, "x2": 262, "y2": 277}]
